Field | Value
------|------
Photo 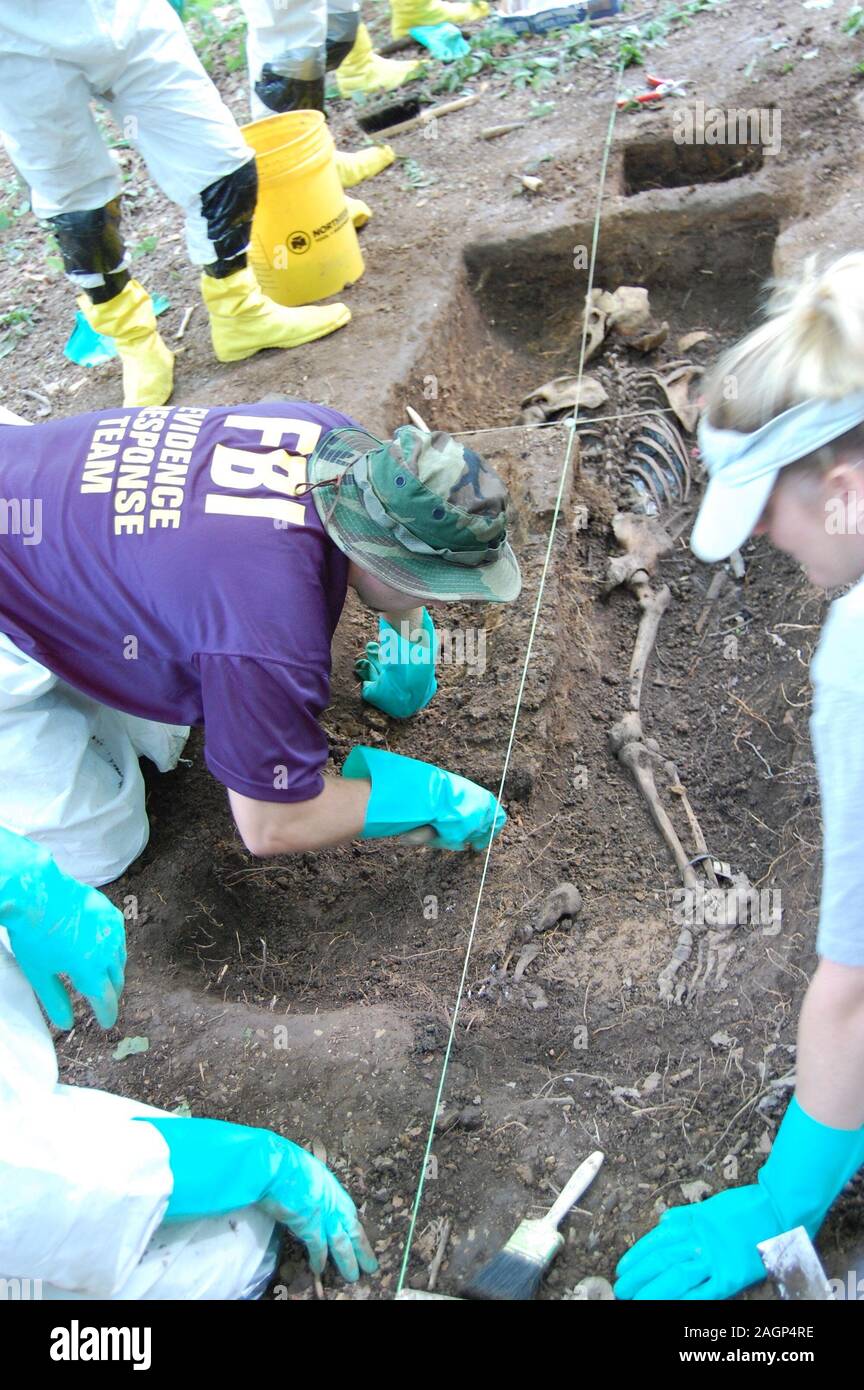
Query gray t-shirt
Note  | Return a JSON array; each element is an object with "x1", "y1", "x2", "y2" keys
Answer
[{"x1": 810, "y1": 576, "x2": 864, "y2": 965}]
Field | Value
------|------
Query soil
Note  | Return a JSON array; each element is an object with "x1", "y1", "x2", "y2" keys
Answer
[{"x1": 5, "y1": 0, "x2": 864, "y2": 1300}]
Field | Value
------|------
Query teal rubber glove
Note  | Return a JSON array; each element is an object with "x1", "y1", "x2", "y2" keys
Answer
[
  {"x1": 355, "y1": 608, "x2": 437, "y2": 719},
  {"x1": 615, "y1": 1097, "x2": 864, "y2": 1300},
  {"x1": 410, "y1": 23, "x2": 471, "y2": 61},
  {"x1": 0, "y1": 827, "x2": 125, "y2": 1029},
  {"x1": 342, "y1": 744, "x2": 505, "y2": 851},
  {"x1": 144, "y1": 1117, "x2": 379, "y2": 1283}
]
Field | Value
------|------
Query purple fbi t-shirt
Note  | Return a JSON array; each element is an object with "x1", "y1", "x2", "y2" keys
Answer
[{"x1": 0, "y1": 402, "x2": 358, "y2": 803}]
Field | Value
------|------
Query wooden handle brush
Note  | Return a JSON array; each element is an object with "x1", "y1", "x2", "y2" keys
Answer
[{"x1": 465, "y1": 1151, "x2": 604, "y2": 1301}]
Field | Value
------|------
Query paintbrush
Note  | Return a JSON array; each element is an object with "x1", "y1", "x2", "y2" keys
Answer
[{"x1": 465, "y1": 1150, "x2": 604, "y2": 1301}]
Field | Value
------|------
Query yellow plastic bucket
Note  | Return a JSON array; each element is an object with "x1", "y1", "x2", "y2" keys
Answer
[{"x1": 240, "y1": 110, "x2": 364, "y2": 307}]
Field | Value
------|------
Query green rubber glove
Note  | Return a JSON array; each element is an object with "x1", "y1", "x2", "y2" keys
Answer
[
  {"x1": 342, "y1": 745, "x2": 505, "y2": 851},
  {"x1": 615, "y1": 1097, "x2": 864, "y2": 1300},
  {"x1": 144, "y1": 1117, "x2": 379, "y2": 1283},
  {"x1": 354, "y1": 608, "x2": 437, "y2": 719},
  {"x1": 0, "y1": 826, "x2": 126, "y2": 1029}
]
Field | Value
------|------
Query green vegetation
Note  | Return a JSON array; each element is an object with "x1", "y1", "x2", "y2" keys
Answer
[
  {"x1": 0, "y1": 305, "x2": 35, "y2": 360},
  {"x1": 131, "y1": 234, "x2": 160, "y2": 260},
  {"x1": 845, "y1": 6, "x2": 864, "y2": 38},
  {"x1": 401, "y1": 157, "x2": 438, "y2": 189},
  {"x1": 430, "y1": 0, "x2": 728, "y2": 95},
  {"x1": 0, "y1": 176, "x2": 30, "y2": 232},
  {"x1": 185, "y1": 0, "x2": 247, "y2": 75}
]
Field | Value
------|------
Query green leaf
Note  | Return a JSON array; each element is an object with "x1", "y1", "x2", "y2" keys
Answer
[
  {"x1": 112, "y1": 1035, "x2": 150, "y2": 1060},
  {"x1": 131, "y1": 235, "x2": 159, "y2": 260},
  {"x1": 0, "y1": 311, "x2": 32, "y2": 330}
]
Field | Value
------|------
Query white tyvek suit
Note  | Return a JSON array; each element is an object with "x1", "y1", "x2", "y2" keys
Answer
[
  {"x1": 242, "y1": 0, "x2": 360, "y2": 120},
  {"x1": 0, "y1": 0, "x2": 254, "y2": 264},
  {"x1": 0, "y1": 937, "x2": 277, "y2": 1300},
  {"x1": 0, "y1": 628, "x2": 188, "y2": 887}
]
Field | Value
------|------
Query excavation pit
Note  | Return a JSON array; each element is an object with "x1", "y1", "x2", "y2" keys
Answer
[
  {"x1": 462, "y1": 192, "x2": 780, "y2": 360},
  {"x1": 356, "y1": 94, "x2": 425, "y2": 134},
  {"x1": 622, "y1": 137, "x2": 766, "y2": 195}
]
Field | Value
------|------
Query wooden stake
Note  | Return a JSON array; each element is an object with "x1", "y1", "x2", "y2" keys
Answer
[
  {"x1": 376, "y1": 93, "x2": 479, "y2": 139},
  {"x1": 481, "y1": 122, "x2": 526, "y2": 140}
]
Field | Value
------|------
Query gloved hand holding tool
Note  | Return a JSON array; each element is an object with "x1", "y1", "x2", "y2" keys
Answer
[
  {"x1": 0, "y1": 826, "x2": 125, "y2": 1029},
  {"x1": 343, "y1": 745, "x2": 505, "y2": 851},
  {"x1": 144, "y1": 1117, "x2": 379, "y2": 1283},
  {"x1": 615, "y1": 1096, "x2": 864, "y2": 1300},
  {"x1": 355, "y1": 607, "x2": 437, "y2": 719}
]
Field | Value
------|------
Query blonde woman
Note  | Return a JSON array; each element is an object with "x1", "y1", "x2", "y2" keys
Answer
[{"x1": 616, "y1": 252, "x2": 864, "y2": 1300}]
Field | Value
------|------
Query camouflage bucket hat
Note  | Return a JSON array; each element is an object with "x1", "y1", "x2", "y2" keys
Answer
[{"x1": 306, "y1": 424, "x2": 522, "y2": 602}]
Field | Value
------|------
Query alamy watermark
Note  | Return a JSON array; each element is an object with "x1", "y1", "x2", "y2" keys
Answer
[
  {"x1": 49, "y1": 1321, "x2": 151, "y2": 1370},
  {"x1": 379, "y1": 619, "x2": 487, "y2": 676},
  {"x1": 673, "y1": 101, "x2": 781, "y2": 157},
  {"x1": 672, "y1": 884, "x2": 782, "y2": 934},
  {"x1": 0, "y1": 1276, "x2": 42, "y2": 1299},
  {"x1": 824, "y1": 494, "x2": 864, "y2": 534},
  {"x1": 828, "y1": 1269, "x2": 864, "y2": 1300},
  {"x1": 0, "y1": 496, "x2": 41, "y2": 544}
]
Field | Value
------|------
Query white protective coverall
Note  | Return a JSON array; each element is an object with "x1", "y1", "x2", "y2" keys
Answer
[
  {"x1": 0, "y1": 411, "x2": 185, "y2": 887},
  {"x1": 0, "y1": 0, "x2": 254, "y2": 266},
  {"x1": 243, "y1": 0, "x2": 360, "y2": 120},
  {"x1": 0, "y1": 935, "x2": 277, "y2": 1300}
]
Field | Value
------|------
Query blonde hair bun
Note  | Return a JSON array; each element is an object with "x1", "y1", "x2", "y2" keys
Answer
[{"x1": 704, "y1": 252, "x2": 864, "y2": 431}]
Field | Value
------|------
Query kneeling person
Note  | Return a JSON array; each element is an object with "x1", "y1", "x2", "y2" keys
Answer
[
  {"x1": 0, "y1": 402, "x2": 521, "y2": 884},
  {"x1": 0, "y1": 826, "x2": 375, "y2": 1298}
]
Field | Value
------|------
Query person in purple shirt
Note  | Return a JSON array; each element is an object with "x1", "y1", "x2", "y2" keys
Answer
[{"x1": 0, "y1": 400, "x2": 521, "y2": 886}]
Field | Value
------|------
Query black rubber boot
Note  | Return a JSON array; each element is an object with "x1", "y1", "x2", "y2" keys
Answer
[
  {"x1": 254, "y1": 68, "x2": 326, "y2": 114},
  {"x1": 199, "y1": 158, "x2": 259, "y2": 280},
  {"x1": 48, "y1": 199, "x2": 130, "y2": 303}
]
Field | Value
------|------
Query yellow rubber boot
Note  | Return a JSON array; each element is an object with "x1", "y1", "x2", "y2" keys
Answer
[
  {"x1": 201, "y1": 266, "x2": 350, "y2": 363},
  {"x1": 345, "y1": 195, "x2": 372, "y2": 229},
  {"x1": 78, "y1": 279, "x2": 174, "y2": 407},
  {"x1": 335, "y1": 23, "x2": 424, "y2": 96},
  {"x1": 335, "y1": 143, "x2": 395, "y2": 189},
  {"x1": 390, "y1": 0, "x2": 489, "y2": 39}
]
